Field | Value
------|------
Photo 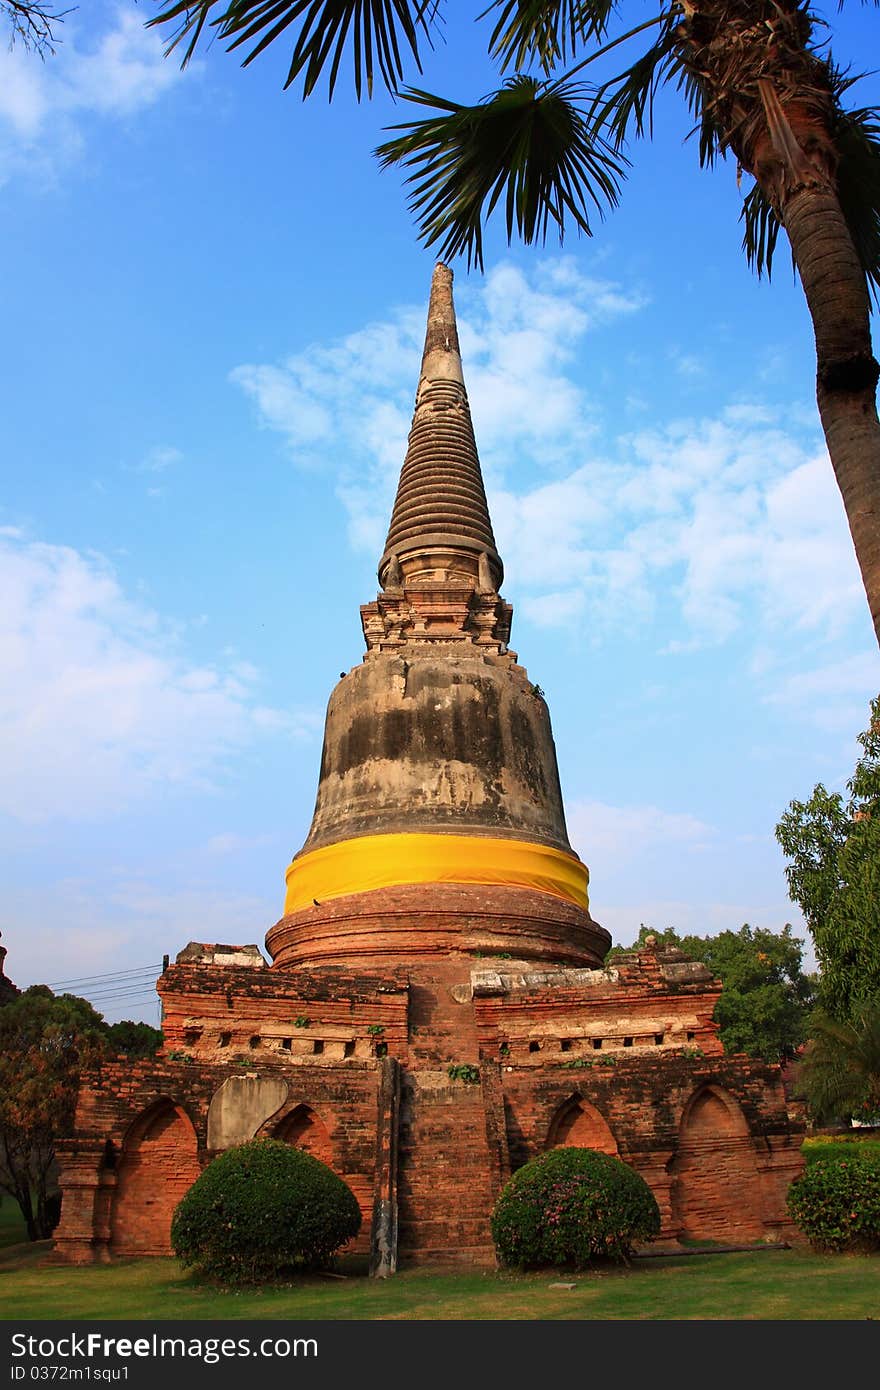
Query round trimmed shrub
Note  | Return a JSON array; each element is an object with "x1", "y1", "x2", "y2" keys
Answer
[
  {"x1": 787, "y1": 1152, "x2": 880, "y2": 1252},
  {"x1": 490, "y1": 1147, "x2": 661, "y2": 1269},
  {"x1": 171, "y1": 1138, "x2": 361, "y2": 1282}
]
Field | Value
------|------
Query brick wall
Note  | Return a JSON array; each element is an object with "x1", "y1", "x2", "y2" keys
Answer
[{"x1": 56, "y1": 943, "x2": 804, "y2": 1266}]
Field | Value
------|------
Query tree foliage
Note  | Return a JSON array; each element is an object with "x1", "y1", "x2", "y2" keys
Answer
[
  {"x1": 150, "y1": 0, "x2": 880, "y2": 281},
  {"x1": 171, "y1": 1139, "x2": 362, "y2": 1283},
  {"x1": 105, "y1": 1020, "x2": 163, "y2": 1060},
  {"x1": 0, "y1": 986, "x2": 107, "y2": 1241},
  {"x1": 776, "y1": 694, "x2": 880, "y2": 1024},
  {"x1": 793, "y1": 1004, "x2": 880, "y2": 1126},
  {"x1": 490, "y1": 1146, "x2": 660, "y2": 1268},
  {"x1": 149, "y1": 0, "x2": 880, "y2": 648},
  {"x1": 609, "y1": 922, "x2": 815, "y2": 1062},
  {"x1": 0, "y1": 983, "x2": 160, "y2": 1241},
  {"x1": 787, "y1": 1149, "x2": 880, "y2": 1252}
]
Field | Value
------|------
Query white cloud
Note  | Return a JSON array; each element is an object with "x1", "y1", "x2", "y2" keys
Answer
[
  {"x1": 0, "y1": 531, "x2": 314, "y2": 822},
  {"x1": 132, "y1": 445, "x2": 183, "y2": 475},
  {"x1": 494, "y1": 409, "x2": 866, "y2": 649},
  {"x1": 0, "y1": 6, "x2": 187, "y2": 181},
  {"x1": 3, "y1": 876, "x2": 280, "y2": 1019},
  {"x1": 59, "y1": 10, "x2": 180, "y2": 116},
  {"x1": 520, "y1": 589, "x2": 587, "y2": 628},
  {"x1": 567, "y1": 799, "x2": 714, "y2": 872},
  {"x1": 228, "y1": 258, "x2": 870, "y2": 665},
  {"x1": 232, "y1": 259, "x2": 645, "y2": 555},
  {"x1": 763, "y1": 650, "x2": 880, "y2": 733},
  {"x1": 203, "y1": 832, "x2": 278, "y2": 856}
]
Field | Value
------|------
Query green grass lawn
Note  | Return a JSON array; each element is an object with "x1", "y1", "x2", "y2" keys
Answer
[
  {"x1": 1, "y1": 1248, "x2": 877, "y2": 1320},
  {"x1": 2, "y1": 1136, "x2": 878, "y2": 1321},
  {"x1": 803, "y1": 1134, "x2": 880, "y2": 1163}
]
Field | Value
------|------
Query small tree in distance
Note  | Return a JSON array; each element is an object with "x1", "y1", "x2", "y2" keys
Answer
[
  {"x1": 776, "y1": 693, "x2": 880, "y2": 1025},
  {"x1": 0, "y1": 986, "x2": 107, "y2": 1240},
  {"x1": 608, "y1": 923, "x2": 815, "y2": 1062}
]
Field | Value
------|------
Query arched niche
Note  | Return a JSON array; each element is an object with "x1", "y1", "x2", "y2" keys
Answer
[
  {"x1": 546, "y1": 1095, "x2": 619, "y2": 1155},
  {"x1": 110, "y1": 1099, "x2": 201, "y2": 1256},
  {"x1": 669, "y1": 1084, "x2": 763, "y2": 1243},
  {"x1": 680, "y1": 1085, "x2": 750, "y2": 1139},
  {"x1": 273, "y1": 1103, "x2": 334, "y2": 1167}
]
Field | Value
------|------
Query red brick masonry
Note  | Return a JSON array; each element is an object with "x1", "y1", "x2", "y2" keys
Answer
[{"x1": 55, "y1": 935, "x2": 804, "y2": 1268}]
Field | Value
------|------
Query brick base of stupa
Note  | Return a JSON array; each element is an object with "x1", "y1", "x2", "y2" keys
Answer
[{"x1": 53, "y1": 932, "x2": 804, "y2": 1268}]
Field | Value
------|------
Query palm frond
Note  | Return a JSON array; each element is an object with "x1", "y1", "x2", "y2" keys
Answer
[
  {"x1": 376, "y1": 75, "x2": 628, "y2": 269},
  {"x1": 587, "y1": 28, "x2": 677, "y2": 148},
  {"x1": 149, "y1": 0, "x2": 434, "y2": 99},
  {"x1": 740, "y1": 181, "x2": 786, "y2": 281},
  {"x1": 830, "y1": 98, "x2": 880, "y2": 305},
  {"x1": 670, "y1": 55, "x2": 729, "y2": 169},
  {"x1": 481, "y1": 0, "x2": 618, "y2": 73},
  {"x1": 796, "y1": 1003, "x2": 880, "y2": 1124}
]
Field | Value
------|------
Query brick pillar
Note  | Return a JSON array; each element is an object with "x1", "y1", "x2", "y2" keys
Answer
[
  {"x1": 480, "y1": 1058, "x2": 511, "y2": 1199},
  {"x1": 52, "y1": 1143, "x2": 108, "y2": 1264},
  {"x1": 370, "y1": 1055, "x2": 400, "y2": 1278},
  {"x1": 755, "y1": 1141, "x2": 804, "y2": 1243}
]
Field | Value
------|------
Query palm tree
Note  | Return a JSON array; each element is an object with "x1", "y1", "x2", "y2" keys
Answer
[
  {"x1": 795, "y1": 1003, "x2": 880, "y2": 1125},
  {"x1": 150, "y1": 1, "x2": 880, "y2": 645}
]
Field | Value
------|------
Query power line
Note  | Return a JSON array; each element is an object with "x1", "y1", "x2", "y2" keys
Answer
[
  {"x1": 74, "y1": 981, "x2": 160, "y2": 998},
  {"x1": 46, "y1": 964, "x2": 163, "y2": 988},
  {"x1": 79, "y1": 987, "x2": 160, "y2": 1004},
  {"x1": 71, "y1": 978, "x2": 159, "y2": 996}
]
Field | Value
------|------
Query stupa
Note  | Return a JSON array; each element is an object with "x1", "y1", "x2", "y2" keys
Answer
[{"x1": 54, "y1": 265, "x2": 804, "y2": 1269}]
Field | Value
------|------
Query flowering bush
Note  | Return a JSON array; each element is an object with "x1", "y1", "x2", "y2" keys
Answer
[
  {"x1": 787, "y1": 1152, "x2": 880, "y2": 1252},
  {"x1": 490, "y1": 1147, "x2": 660, "y2": 1269},
  {"x1": 171, "y1": 1139, "x2": 361, "y2": 1283}
]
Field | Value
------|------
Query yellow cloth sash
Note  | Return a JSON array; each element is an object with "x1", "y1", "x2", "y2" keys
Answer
[{"x1": 283, "y1": 832, "x2": 588, "y2": 915}]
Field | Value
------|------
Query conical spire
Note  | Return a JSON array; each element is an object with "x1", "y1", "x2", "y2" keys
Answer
[{"x1": 378, "y1": 263, "x2": 503, "y2": 591}]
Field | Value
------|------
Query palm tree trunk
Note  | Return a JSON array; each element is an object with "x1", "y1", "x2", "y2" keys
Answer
[
  {"x1": 675, "y1": 1, "x2": 880, "y2": 646},
  {"x1": 780, "y1": 184, "x2": 880, "y2": 645}
]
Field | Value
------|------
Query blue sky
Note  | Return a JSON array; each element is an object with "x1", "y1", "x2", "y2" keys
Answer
[{"x1": 2, "y1": 2, "x2": 879, "y2": 1022}]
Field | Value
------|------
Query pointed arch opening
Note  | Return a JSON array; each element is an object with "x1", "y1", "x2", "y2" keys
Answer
[
  {"x1": 669, "y1": 1084, "x2": 763, "y2": 1243},
  {"x1": 546, "y1": 1094, "x2": 619, "y2": 1155},
  {"x1": 273, "y1": 1103, "x2": 334, "y2": 1167},
  {"x1": 110, "y1": 1099, "x2": 201, "y2": 1256}
]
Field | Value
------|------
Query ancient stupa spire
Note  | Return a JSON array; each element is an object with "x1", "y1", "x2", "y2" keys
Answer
[
  {"x1": 267, "y1": 260, "x2": 609, "y2": 975},
  {"x1": 378, "y1": 262, "x2": 503, "y2": 592}
]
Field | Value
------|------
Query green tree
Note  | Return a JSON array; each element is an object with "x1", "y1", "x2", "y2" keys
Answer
[
  {"x1": 776, "y1": 694, "x2": 880, "y2": 1023},
  {"x1": 610, "y1": 922, "x2": 815, "y2": 1060},
  {"x1": 150, "y1": 1, "x2": 880, "y2": 645},
  {"x1": 105, "y1": 1020, "x2": 163, "y2": 1060},
  {"x1": 0, "y1": 987, "x2": 108, "y2": 1240},
  {"x1": 793, "y1": 1003, "x2": 880, "y2": 1125}
]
